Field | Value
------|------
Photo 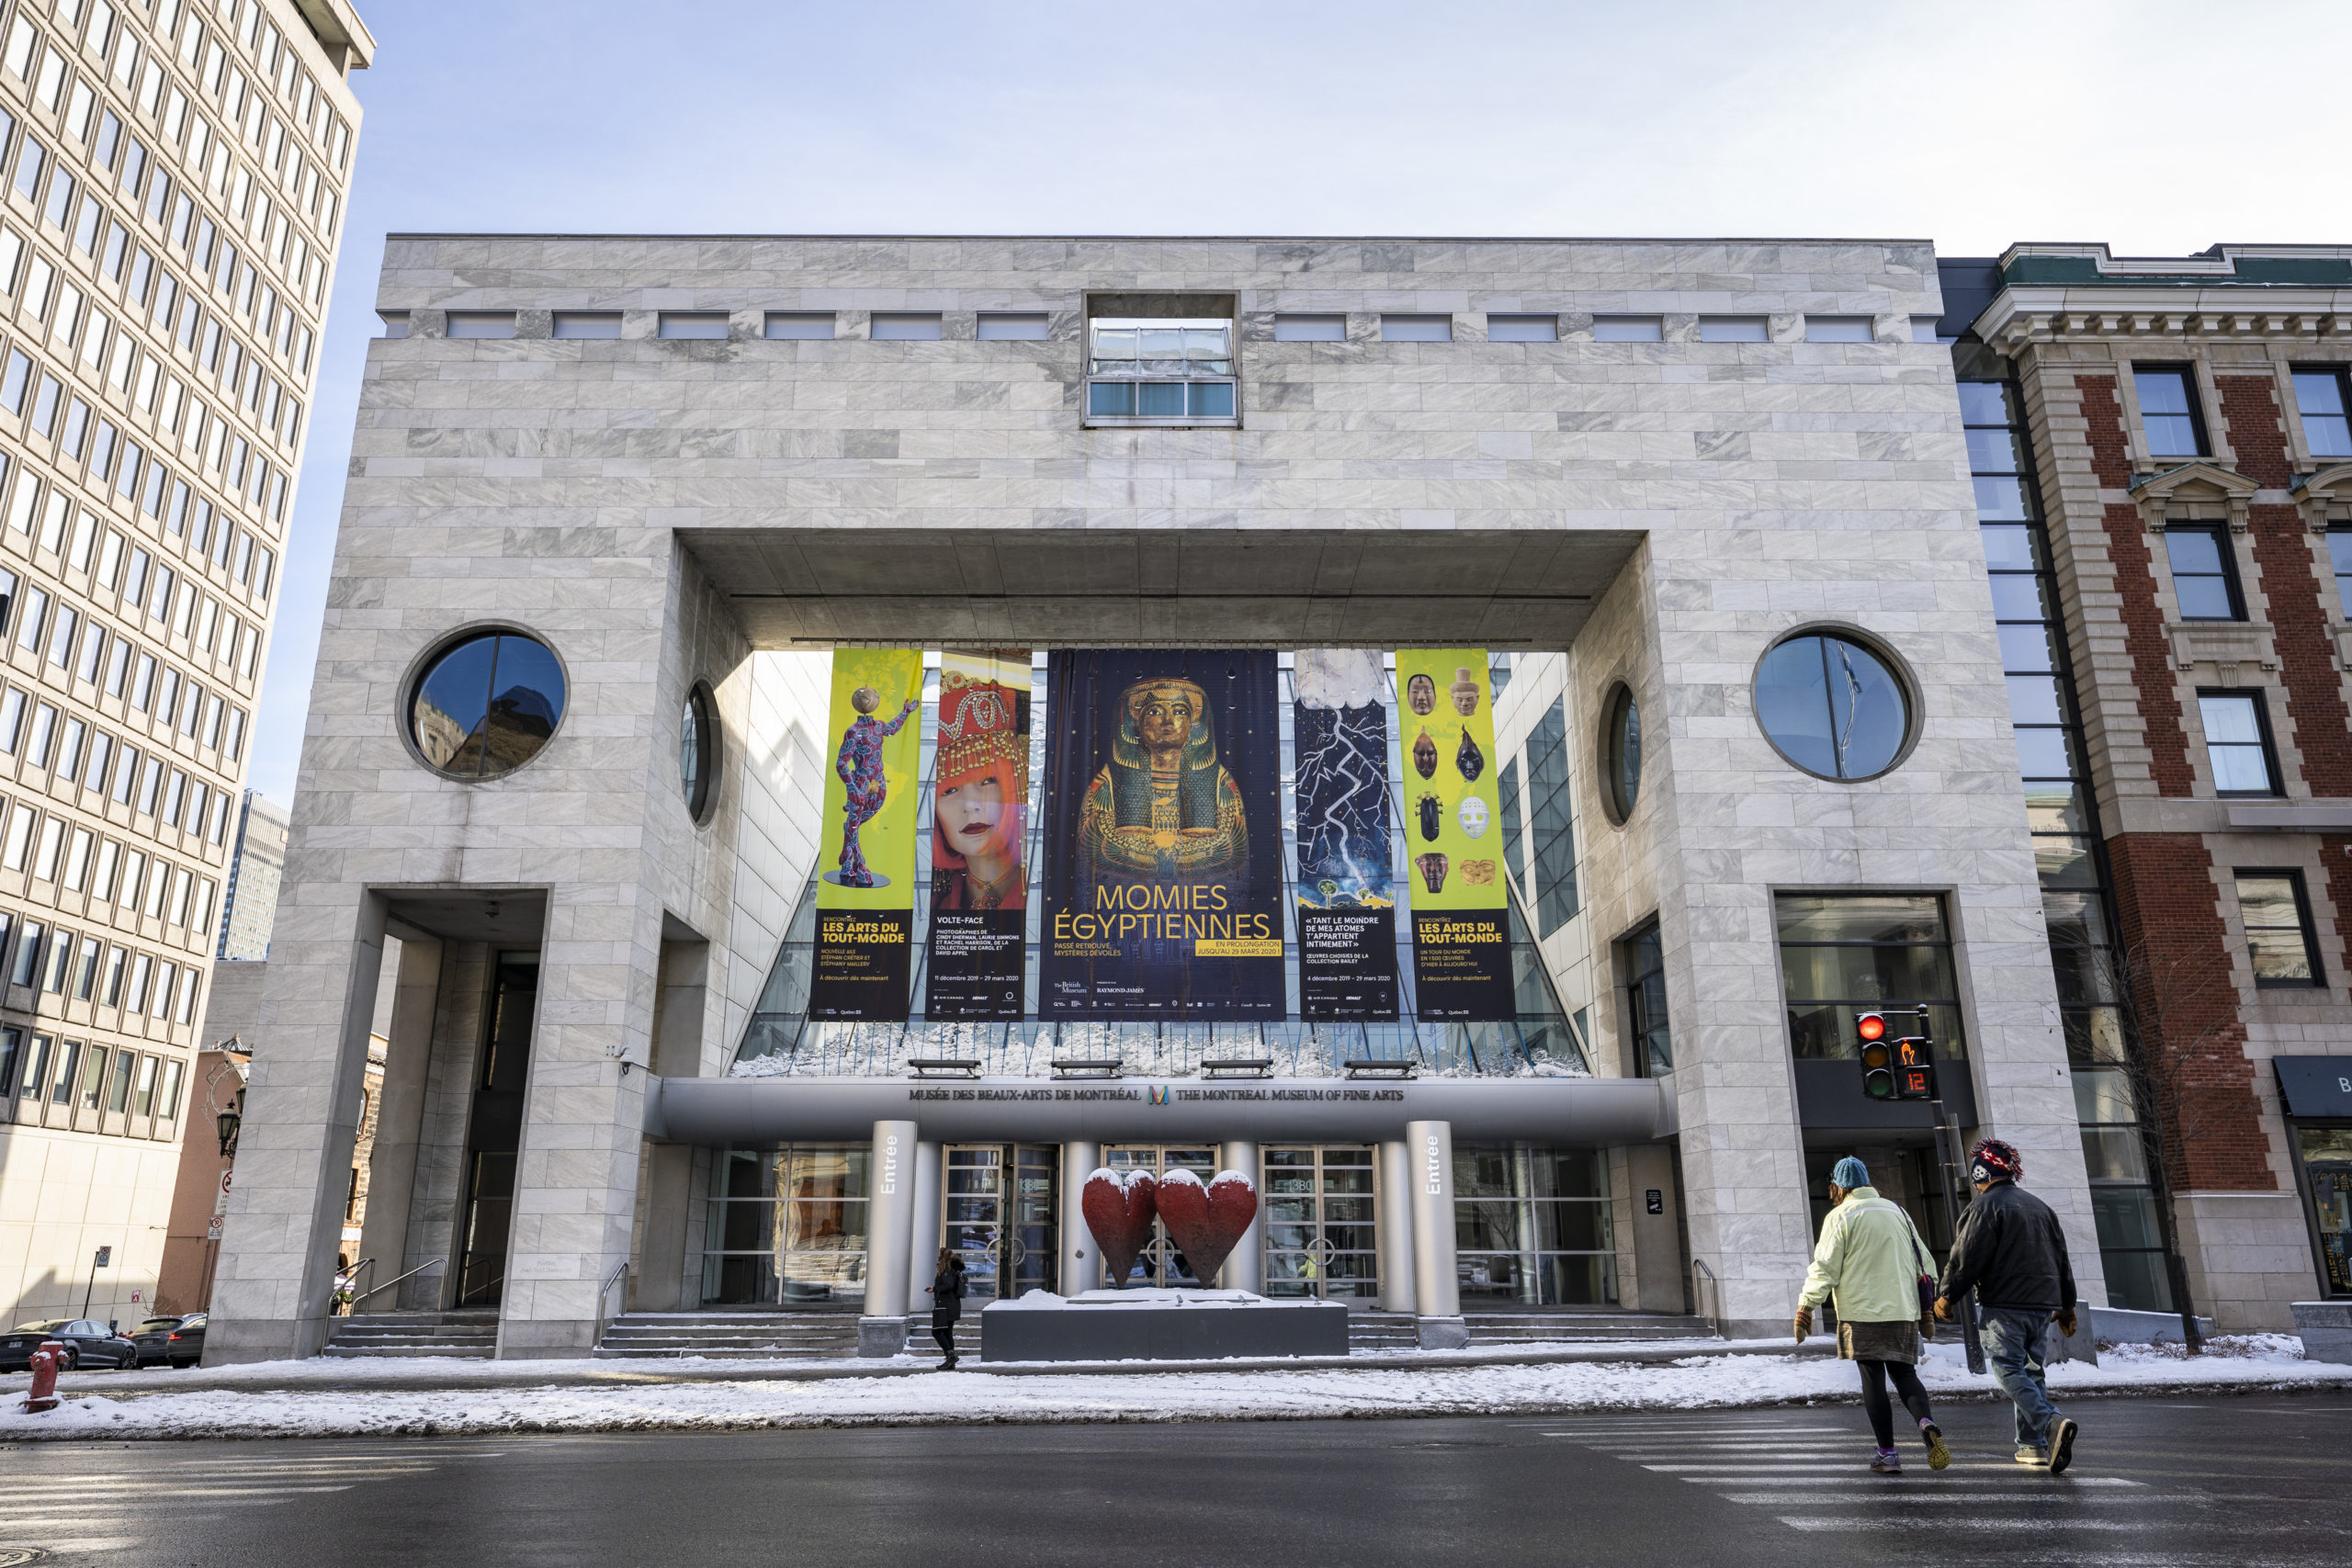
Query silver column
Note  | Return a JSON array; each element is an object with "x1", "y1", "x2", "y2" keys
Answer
[
  {"x1": 1406, "y1": 1119, "x2": 1465, "y2": 1348},
  {"x1": 1217, "y1": 1141, "x2": 1263, "y2": 1292},
  {"x1": 904, "y1": 1140, "x2": 943, "y2": 1315},
  {"x1": 1058, "y1": 1140, "x2": 1101, "y2": 1295},
  {"x1": 858, "y1": 1119, "x2": 917, "y2": 1356},
  {"x1": 1378, "y1": 1138, "x2": 1417, "y2": 1314}
]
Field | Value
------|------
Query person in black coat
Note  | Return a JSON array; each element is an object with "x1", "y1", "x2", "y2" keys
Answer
[
  {"x1": 1934, "y1": 1138, "x2": 2081, "y2": 1472},
  {"x1": 927, "y1": 1248, "x2": 965, "y2": 1370}
]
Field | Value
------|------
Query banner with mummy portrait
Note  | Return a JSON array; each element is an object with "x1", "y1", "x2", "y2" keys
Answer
[{"x1": 1292, "y1": 649, "x2": 1401, "y2": 1021}]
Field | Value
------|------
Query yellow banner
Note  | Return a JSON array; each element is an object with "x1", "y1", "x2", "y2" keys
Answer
[{"x1": 1394, "y1": 650, "x2": 1504, "y2": 913}]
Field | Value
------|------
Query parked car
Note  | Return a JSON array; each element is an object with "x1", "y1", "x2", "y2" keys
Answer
[
  {"x1": 0, "y1": 1319, "x2": 139, "y2": 1371},
  {"x1": 130, "y1": 1314, "x2": 206, "y2": 1369}
]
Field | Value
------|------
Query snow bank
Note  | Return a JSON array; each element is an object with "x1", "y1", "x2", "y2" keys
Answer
[{"x1": 0, "y1": 1337, "x2": 2340, "y2": 1442}]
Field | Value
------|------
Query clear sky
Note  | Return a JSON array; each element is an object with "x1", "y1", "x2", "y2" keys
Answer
[{"x1": 244, "y1": 0, "x2": 2352, "y2": 804}]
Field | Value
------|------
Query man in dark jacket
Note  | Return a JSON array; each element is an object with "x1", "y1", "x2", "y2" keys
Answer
[{"x1": 1934, "y1": 1138, "x2": 2080, "y2": 1473}]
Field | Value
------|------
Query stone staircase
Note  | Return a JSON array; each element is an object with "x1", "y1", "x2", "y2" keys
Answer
[
  {"x1": 594, "y1": 1310, "x2": 866, "y2": 1359},
  {"x1": 1462, "y1": 1310, "x2": 1716, "y2": 1343},
  {"x1": 590, "y1": 1306, "x2": 1715, "y2": 1359},
  {"x1": 322, "y1": 1308, "x2": 501, "y2": 1359}
]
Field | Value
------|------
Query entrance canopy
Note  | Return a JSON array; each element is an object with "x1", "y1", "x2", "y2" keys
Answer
[
  {"x1": 677, "y1": 527, "x2": 1645, "y2": 649},
  {"x1": 651, "y1": 1073, "x2": 1675, "y2": 1145}
]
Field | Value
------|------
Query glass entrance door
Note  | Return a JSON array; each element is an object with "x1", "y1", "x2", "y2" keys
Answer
[
  {"x1": 1264, "y1": 1145, "x2": 1379, "y2": 1302},
  {"x1": 1102, "y1": 1145, "x2": 1216, "y2": 1286},
  {"x1": 944, "y1": 1145, "x2": 1059, "y2": 1300}
]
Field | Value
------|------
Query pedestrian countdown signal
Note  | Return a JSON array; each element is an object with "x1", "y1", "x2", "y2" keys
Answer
[{"x1": 1855, "y1": 1010, "x2": 1938, "y2": 1100}]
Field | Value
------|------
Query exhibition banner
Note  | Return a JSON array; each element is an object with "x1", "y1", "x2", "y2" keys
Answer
[
  {"x1": 923, "y1": 650, "x2": 1033, "y2": 1020},
  {"x1": 1293, "y1": 649, "x2": 1400, "y2": 1021},
  {"x1": 1040, "y1": 650, "x2": 1285, "y2": 1020},
  {"x1": 808, "y1": 648, "x2": 924, "y2": 1021},
  {"x1": 1396, "y1": 649, "x2": 1514, "y2": 1021}
]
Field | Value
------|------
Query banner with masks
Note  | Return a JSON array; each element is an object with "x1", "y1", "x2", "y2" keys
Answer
[
  {"x1": 807, "y1": 648, "x2": 924, "y2": 1021},
  {"x1": 922, "y1": 650, "x2": 1033, "y2": 1020},
  {"x1": 1293, "y1": 649, "x2": 1400, "y2": 1021},
  {"x1": 1396, "y1": 649, "x2": 1513, "y2": 1021},
  {"x1": 1040, "y1": 650, "x2": 1285, "y2": 1020}
]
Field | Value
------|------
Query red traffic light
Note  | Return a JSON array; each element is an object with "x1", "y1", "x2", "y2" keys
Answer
[{"x1": 1857, "y1": 1013, "x2": 1887, "y2": 1043}]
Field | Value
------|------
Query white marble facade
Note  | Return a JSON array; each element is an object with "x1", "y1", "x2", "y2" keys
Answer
[{"x1": 209, "y1": 237, "x2": 2099, "y2": 1358}]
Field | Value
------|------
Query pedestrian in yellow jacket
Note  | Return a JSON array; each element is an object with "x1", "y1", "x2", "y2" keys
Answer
[{"x1": 1794, "y1": 1156, "x2": 1951, "y2": 1475}]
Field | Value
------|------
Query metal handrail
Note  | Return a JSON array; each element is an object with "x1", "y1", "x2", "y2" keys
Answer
[
  {"x1": 594, "y1": 1260, "x2": 630, "y2": 1348},
  {"x1": 350, "y1": 1257, "x2": 446, "y2": 1312},
  {"x1": 1691, "y1": 1258, "x2": 1721, "y2": 1339},
  {"x1": 337, "y1": 1258, "x2": 376, "y2": 1315}
]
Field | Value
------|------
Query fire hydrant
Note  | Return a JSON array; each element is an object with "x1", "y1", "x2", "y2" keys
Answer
[{"x1": 19, "y1": 1339, "x2": 63, "y2": 1414}]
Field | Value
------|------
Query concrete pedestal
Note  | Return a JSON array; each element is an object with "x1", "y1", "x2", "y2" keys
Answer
[
  {"x1": 2291, "y1": 1302, "x2": 2352, "y2": 1364},
  {"x1": 857, "y1": 1316, "x2": 910, "y2": 1358},
  {"x1": 980, "y1": 1289, "x2": 1349, "y2": 1362}
]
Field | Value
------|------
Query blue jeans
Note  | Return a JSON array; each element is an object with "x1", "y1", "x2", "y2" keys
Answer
[{"x1": 1981, "y1": 1306, "x2": 2063, "y2": 1448}]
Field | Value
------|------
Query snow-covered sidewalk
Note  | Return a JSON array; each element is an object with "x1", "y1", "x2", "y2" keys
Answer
[{"x1": 2, "y1": 1336, "x2": 2342, "y2": 1441}]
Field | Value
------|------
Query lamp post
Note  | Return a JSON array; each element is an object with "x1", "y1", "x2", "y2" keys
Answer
[{"x1": 216, "y1": 1104, "x2": 242, "y2": 1159}]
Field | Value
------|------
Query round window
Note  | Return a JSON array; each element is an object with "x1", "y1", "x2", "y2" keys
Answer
[
  {"x1": 409, "y1": 630, "x2": 567, "y2": 780},
  {"x1": 680, "y1": 682, "x2": 718, "y2": 821},
  {"x1": 1753, "y1": 632, "x2": 1912, "y2": 780},
  {"x1": 1601, "y1": 682, "x2": 1641, "y2": 822}
]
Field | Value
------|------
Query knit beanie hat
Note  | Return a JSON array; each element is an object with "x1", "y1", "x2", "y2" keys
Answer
[
  {"x1": 1830, "y1": 1156, "x2": 1871, "y2": 1190},
  {"x1": 1970, "y1": 1138, "x2": 2022, "y2": 1185}
]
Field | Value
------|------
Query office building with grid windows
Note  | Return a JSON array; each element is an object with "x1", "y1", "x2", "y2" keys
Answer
[{"x1": 0, "y1": 0, "x2": 368, "y2": 1327}]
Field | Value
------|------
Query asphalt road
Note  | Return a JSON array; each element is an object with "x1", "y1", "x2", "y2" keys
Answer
[{"x1": 2, "y1": 1390, "x2": 2348, "y2": 1566}]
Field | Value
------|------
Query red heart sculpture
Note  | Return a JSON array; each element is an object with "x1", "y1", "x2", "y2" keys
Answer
[
  {"x1": 1081, "y1": 1168, "x2": 1157, "y2": 1289},
  {"x1": 1155, "y1": 1168, "x2": 1259, "y2": 1289}
]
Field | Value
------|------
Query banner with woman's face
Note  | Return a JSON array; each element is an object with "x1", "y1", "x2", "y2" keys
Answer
[{"x1": 923, "y1": 651, "x2": 1033, "y2": 1019}]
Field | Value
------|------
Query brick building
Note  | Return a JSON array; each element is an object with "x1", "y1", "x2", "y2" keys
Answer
[{"x1": 1945, "y1": 245, "x2": 2352, "y2": 1328}]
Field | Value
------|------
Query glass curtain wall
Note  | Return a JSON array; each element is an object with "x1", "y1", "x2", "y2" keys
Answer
[
  {"x1": 736, "y1": 654, "x2": 1586, "y2": 1077},
  {"x1": 1776, "y1": 893, "x2": 1968, "y2": 1065},
  {"x1": 700, "y1": 1145, "x2": 872, "y2": 1306},
  {"x1": 1454, "y1": 1145, "x2": 1616, "y2": 1306},
  {"x1": 1957, "y1": 350, "x2": 2170, "y2": 1310}
]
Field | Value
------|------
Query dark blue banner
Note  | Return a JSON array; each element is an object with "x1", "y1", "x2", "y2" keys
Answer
[{"x1": 1039, "y1": 650, "x2": 1285, "y2": 1020}]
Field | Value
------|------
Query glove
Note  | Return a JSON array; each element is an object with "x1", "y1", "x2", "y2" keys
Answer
[
  {"x1": 2056, "y1": 1308, "x2": 2078, "y2": 1337},
  {"x1": 1792, "y1": 1308, "x2": 1812, "y2": 1339},
  {"x1": 1933, "y1": 1296, "x2": 1952, "y2": 1321}
]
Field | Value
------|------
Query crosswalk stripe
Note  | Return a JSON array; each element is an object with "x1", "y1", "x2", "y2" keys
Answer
[
  {"x1": 1679, "y1": 1476, "x2": 2145, "y2": 1489},
  {"x1": 1776, "y1": 1518, "x2": 2295, "y2": 1534},
  {"x1": 7, "y1": 1495, "x2": 353, "y2": 1504},
  {"x1": 1720, "y1": 1492, "x2": 2199, "y2": 1506},
  {"x1": 1641, "y1": 1462, "x2": 2081, "y2": 1473}
]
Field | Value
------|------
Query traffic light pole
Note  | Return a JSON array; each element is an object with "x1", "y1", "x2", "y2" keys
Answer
[{"x1": 1930, "y1": 1104, "x2": 1987, "y2": 1375}]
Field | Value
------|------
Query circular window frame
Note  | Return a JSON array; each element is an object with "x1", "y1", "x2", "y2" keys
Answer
[
  {"x1": 1748, "y1": 623, "x2": 1922, "y2": 784},
  {"x1": 399, "y1": 623, "x2": 571, "y2": 784},
  {"x1": 1596, "y1": 680, "x2": 1642, "y2": 828},
  {"x1": 680, "y1": 679, "x2": 721, "y2": 826}
]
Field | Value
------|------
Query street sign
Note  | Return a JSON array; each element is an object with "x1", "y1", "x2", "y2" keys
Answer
[{"x1": 94, "y1": 1246, "x2": 111, "y2": 1268}]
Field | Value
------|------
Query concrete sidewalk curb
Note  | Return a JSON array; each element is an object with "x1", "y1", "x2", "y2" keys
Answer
[
  {"x1": 9, "y1": 1337, "x2": 1842, "y2": 1400},
  {"x1": 10, "y1": 1339, "x2": 2349, "y2": 1412}
]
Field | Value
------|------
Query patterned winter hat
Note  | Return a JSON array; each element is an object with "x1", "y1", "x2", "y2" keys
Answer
[
  {"x1": 1970, "y1": 1138, "x2": 2022, "y2": 1185},
  {"x1": 1830, "y1": 1156, "x2": 1871, "y2": 1190}
]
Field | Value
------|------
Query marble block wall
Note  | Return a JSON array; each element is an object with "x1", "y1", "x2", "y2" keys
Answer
[{"x1": 211, "y1": 235, "x2": 2098, "y2": 1354}]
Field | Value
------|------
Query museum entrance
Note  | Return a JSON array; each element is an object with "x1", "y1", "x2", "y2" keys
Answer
[
  {"x1": 1102, "y1": 1145, "x2": 1218, "y2": 1285},
  {"x1": 1264, "y1": 1145, "x2": 1380, "y2": 1303},
  {"x1": 944, "y1": 1145, "x2": 1058, "y2": 1300}
]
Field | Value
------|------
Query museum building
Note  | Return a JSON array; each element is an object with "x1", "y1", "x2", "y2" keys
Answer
[{"x1": 204, "y1": 234, "x2": 2352, "y2": 1363}]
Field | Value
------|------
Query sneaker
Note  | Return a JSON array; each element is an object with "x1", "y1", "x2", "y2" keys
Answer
[
  {"x1": 1871, "y1": 1449, "x2": 1903, "y2": 1475},
  {"x1": 2048, "y1": 1418, "x2": 2077, "y2": 1476},
  {"x1": 2014, "y1": 1444, "x2": 2050, "y2": 1466},
  {"x1": 1921, "y1": 1424, "x2": 1951, "y2": 1472}
]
